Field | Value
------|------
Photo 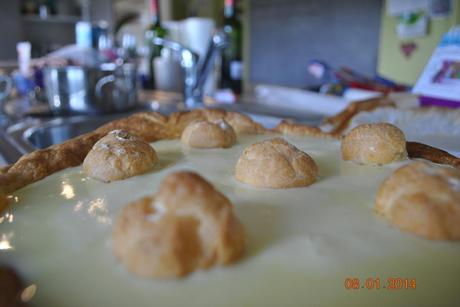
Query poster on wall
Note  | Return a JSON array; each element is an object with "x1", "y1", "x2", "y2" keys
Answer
[
  {"x1": 413, "y1": 26, "x2": 460, "y2": 102},
  {"x1": 428, "y1": 0, "x2": 452, "y2": 18},
  {"x1": 387, "y1": 0, "x2": 429, "y2": 16},
  {"x1": 396, "y1": 12, "x2": 428, "y2": 38},
  {"x1": 387, "y1": 0, "x2": 451, "y2": 17}
]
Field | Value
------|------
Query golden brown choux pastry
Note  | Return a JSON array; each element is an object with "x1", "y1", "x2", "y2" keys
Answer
[
  {"x1": 341, "y1": 123, "x2": 407, "y2": 165},
  {"x1": 112, "y1": 171, "x2": 245, "y2": 278},
  {"x1": 83, "y1": 130, "x2": 158, "y2": 182},
  {"x1": 235, "y1": 138, "x2": 318, "y2": 188},
  {"x1": 0, "y1": 266, "x2": 26, "y2": 307},
  {"x1": 0, "y1": 189, "x2": 7, "y2": 213},
  {"x1": 375, "y1": 161, "x2": 460, "y2": 240},
  {"x1": 181, "y1": 119, "x2": 237, "y2": 148}
]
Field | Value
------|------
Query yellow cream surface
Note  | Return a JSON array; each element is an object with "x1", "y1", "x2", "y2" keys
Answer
[{"x1": 1, "y1": 134, "x2": 459, "y2": 307}]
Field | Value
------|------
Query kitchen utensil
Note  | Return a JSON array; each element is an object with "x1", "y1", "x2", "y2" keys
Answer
[
  {"x1": 43, "y1": 63, "x2": 138, "y2": 114},
  {"x1": 0, "y1": 74, "x2": 13, "y2": 102}
]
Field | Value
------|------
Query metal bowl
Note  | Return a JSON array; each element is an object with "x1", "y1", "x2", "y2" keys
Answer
[{"x1": 43, "y1": 63, "x2": 138, "y2": 115}]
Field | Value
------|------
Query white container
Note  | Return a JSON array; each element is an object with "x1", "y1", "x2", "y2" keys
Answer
[
  {"x1": 75, "y1": 21, "x2": 92, "y2": 48},
  {"x1": 154, "y1": 50, "x2": 183, "y2": 93},
  {"x1": 180, "y1": 17, "x2": 216, "y2": 97},
  {"x1": 16, "y1": 42, "x2": 32, "y2": 76}
]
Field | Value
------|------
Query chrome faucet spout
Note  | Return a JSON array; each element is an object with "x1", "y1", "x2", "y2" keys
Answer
[
  {"x1": 195, "y1": 31, "x2": 228, "y2": 100},
  {"x1": 152, "y1": 31, "x2": 228, "y2": 108}
]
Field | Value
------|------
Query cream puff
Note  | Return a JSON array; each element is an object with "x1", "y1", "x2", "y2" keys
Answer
[
  {"x1": 341, "y1": 123, "x2": 407, "y2": 165},
  {"x1": 375, "y1": 161, "x2": 460, "y2": 240},
  {"x1": 235, "y1": 138, "x2": 318, "y2": 188},
  {"x1": 83, "y1": 130, "x2": 158, "y2": 182},
  {"x1": 181, "y1": 119, "x2": 237, "y2": 148},
  {"x1": 112, "y1": 171, "x2": 245, "y2": 278}
]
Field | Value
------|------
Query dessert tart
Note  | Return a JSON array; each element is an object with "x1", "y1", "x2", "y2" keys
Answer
[{"x1": 0, "y1": 108, "x2": 460, "y2": 306}]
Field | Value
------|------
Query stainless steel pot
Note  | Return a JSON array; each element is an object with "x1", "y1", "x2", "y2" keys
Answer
[
  {"x1": 0, "y1": 74, "x2": 12, "y2": 102},
  {"x1": 43, "y1": 63, "x2": 138, "y2": 114}
]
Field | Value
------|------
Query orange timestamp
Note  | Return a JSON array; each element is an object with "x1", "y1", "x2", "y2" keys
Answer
[{"x1": 344, "y1": 277, "x2": 416, "y2": 290}]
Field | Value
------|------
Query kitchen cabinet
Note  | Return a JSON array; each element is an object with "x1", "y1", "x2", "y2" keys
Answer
[{"x1": 0, "y1": 0, "x2": 114, "y2": 60}]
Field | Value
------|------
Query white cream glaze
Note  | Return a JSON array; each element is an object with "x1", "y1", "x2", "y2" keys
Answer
[{"x1": 1, "y1": 134, "x2": 460, "y2": 307}]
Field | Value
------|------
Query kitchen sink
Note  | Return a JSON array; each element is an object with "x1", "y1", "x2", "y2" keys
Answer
[
  {"x1": 25, "y1": 116, "x2": 121, "y2": 149},
  {"x1": 1, "y1": 115, "x2": 124, "y2": 163},
  {"x1": 0, "y1": 102, "x2": 323, "y2": 164}
]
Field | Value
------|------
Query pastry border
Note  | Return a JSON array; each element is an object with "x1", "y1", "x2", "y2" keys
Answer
[{"x1": 1, "y1": 108, "x2": 459, "y2": 194}]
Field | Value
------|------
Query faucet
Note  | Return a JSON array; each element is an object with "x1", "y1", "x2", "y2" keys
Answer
[
  {"x1": 151, "y1": 31, "x2": 228, "y2": 108},
  {"x1": 0, "y1": 74, "x2": 13, "y2": 126}
]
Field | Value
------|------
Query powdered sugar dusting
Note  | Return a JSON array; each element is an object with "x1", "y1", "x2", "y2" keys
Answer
[
  {"x1": 147, "y1": 201, "x2": 167, "y2": 223},
  {"x1": 420, "y1": 163, "x2": 460, "y2": 192},
  {"x1": 216, "y1": 119, "x2": 231, "y2": 131},
  {"x1": 447, "y1": 177, "x2": 460, "y2": 192},
  {"x1": 95, "y1": 143, "x2": 110, "y2": 150},
  {"x1": 110, "y1": 130, "x2": 134, "y2": 141}
]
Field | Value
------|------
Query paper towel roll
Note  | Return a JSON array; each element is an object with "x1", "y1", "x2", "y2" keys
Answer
[
  {"x1": 154, "y1": 54, "x2": 183, "y2": 92},
  {"x1": 181, "y1": 17, "x2": 215, "y2": 56},
  {"x1": 181, "y1": 18, "x2": 216, "y2": 97}
]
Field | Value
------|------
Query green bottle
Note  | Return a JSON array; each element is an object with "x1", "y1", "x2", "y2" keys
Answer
[
  {"x1": 145, "y1": 0, "x2": 167, "y2": 89},
  {"x1": 220, "y1": 0, "x2": 243, "y2": 95}
]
